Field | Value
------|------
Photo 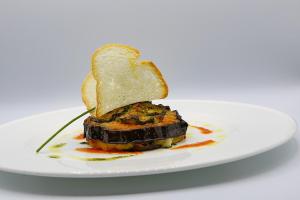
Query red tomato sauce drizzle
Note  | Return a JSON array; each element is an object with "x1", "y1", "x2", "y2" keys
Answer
[
  {"x1": 172, "y1": 139, "x2": 215, "y2": 150},
  {"x1": 73, "y1": 133, "x2": 85, "y2": 140},
  {"x1": 190, "y1": 125, "x2": 213, "y2": 134}
]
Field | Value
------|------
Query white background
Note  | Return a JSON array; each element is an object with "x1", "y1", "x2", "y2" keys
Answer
[{"x1": 0, "y1": 0, "x2": 299, "y2": 199}]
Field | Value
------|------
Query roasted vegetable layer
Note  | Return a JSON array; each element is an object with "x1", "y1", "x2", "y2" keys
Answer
[
  {"x1": 84, "y1": 102, "x2": 188, "y2": 144},
  {"x1": 95, "y1": 101, "x2": 170, "y2": 124},
  {"x1": 87, "y1": 135, "x2": 186, "y2": 151}
]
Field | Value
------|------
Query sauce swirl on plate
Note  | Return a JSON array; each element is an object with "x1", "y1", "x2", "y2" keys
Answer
[
  {"x1": 190, "y1": 125, "x2": 213, "y2": 134},
  {"x1": 172, "y1": 139, "x2": 215, "y2": 150}
]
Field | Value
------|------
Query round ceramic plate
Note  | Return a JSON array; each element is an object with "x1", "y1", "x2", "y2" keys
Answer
[{"x1": 0, "y1": 100, "x2": 296, "y2": 178}]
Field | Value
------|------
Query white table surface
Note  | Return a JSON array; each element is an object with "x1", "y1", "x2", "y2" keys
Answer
[{"x1": 0, "y1": 87, "x2": 299, "y2": 200}]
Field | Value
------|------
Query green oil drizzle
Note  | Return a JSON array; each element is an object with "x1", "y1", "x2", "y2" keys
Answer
[
  {"x1": 73, "y1": 155, "x2": 134, "y2": 161},
  {"x1": 49, "y1": 155, "x2": 61, "y2": 159},
  {"x1": 49, "y1": 143, "x2": 67, "y2": 149}
]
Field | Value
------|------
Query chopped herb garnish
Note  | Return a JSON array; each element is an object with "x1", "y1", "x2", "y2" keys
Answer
[{"x1": 36, "y1": 107, "x2": 95, "y2": 153}]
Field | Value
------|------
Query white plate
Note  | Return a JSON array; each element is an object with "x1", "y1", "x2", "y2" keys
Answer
[{"x1": 0, "y1": 100, "x2": 296, "y2": 178}]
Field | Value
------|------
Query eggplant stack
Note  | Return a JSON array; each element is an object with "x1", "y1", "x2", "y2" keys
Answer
[{"x1": 84, "y1": 102, "x2": 188, "y2": 151}]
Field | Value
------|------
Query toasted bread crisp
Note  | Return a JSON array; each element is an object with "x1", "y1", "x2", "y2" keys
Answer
[
  {"x1": 81, "y1": 71, "x2": 97, "y2": 116},
  {"x1": 90, "y1": 44, "x2": 168, "y2": 117}
]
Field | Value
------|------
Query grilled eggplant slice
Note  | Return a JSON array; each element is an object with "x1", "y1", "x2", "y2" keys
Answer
[{"x1": 84, "y1": 102, "x2": 188, "y2": 151}]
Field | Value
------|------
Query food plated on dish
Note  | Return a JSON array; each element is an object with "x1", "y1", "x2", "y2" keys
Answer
[
  {"x1": 81, "y1": 44, "x2": 188, "y2": 151},
  {"x1": 36, "y1": 44, "x2": 219, "y2": 160}
]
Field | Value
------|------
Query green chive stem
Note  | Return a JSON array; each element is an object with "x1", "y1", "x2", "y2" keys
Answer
[{"x1": 36, "y1": 107, "x2": 95, "y2": 153}]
